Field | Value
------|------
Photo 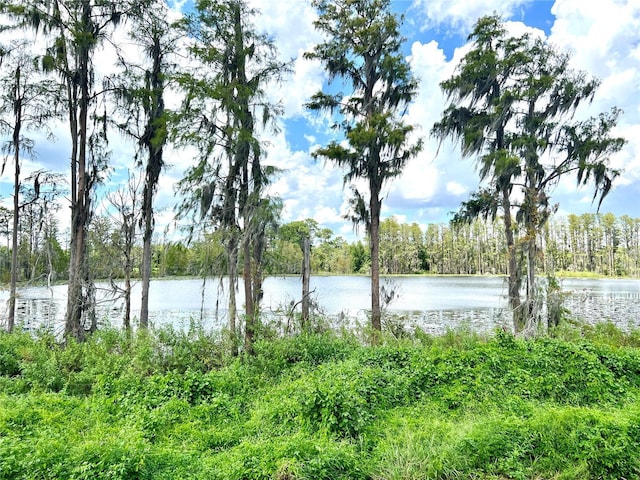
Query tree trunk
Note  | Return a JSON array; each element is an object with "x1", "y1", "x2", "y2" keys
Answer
[
  {"x1": 87, "y1": 266, "x2": 97, "y2": 333},
  {"x1": 65, "y1": 129, "x2": 89, "y2": 339},
  {"x1": 243, "y1": 236, "x2": 255, "y2": 353},
  {"x1": 123, "y1": 230, "x2": 132, "y2": 331},
  {"x1": 8, "y1": 115, "x2": 20, "y2": 333},
  {"x1": 523, "y1": 176, "x2": 539, "y2": 331},
  {"x1": 66, "y1": 228, "x2": 86, "y2": 341},
  {"x1": 227, "y1": 234, "x2": 238, "y2": 355},
  {"x1": 7, "y1": 63, "x2": 23, "y2": 332},
  {"x1": 140, "y1": 214, "x2": 152, "y2": 328},
  {"x1": 139, "y1": 33, "x2": 165, "y2": 329},
  {"x1": 301, "y1": 236, "x2": 311, "y2": 330},
  {"x1": 251, "y1": 237, "x2": 264, "y2": 319},
  {"x1": 123, "y1": 211, "x2": 134, "y2": 331},
  {"x1": 370, "y1": 188, "x2": 381, "y2": 342},
  {"x1": 124, "y1": 273, "x2": 131, "y2": 331},
  {"x1": 65, "y1": 1, "x2": 92, "y2": 342},
  {"x1": 502, "y1": 188, "x2": 524, "y2": 332},
  {"x1": 525, "y1": 235, "x2": 537, "y2": 326}
]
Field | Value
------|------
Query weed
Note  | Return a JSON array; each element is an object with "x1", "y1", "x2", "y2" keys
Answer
[{"x1": 1, "y1": 326, "x2": 640, "y2": 478}]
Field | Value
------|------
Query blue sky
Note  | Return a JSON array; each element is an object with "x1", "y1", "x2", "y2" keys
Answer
[{"x1": 1, "y1": 0, "x2": 638, "y2": 243}]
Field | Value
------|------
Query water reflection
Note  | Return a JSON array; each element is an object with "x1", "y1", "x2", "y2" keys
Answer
[{"x1": 0, "y1": 275, "x2": 638, "y2": 335}]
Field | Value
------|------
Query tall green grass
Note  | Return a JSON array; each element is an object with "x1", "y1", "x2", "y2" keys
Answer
[{"x1": 1, "y1": 322, "x2": 640, "y2": 479}]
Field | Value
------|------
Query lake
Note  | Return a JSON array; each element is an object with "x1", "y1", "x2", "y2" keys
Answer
[{"x1": 1, "y1": 275, "x2": 639, "y2": 335}]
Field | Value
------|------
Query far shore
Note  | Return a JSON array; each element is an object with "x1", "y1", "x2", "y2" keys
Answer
[{"x1": 3, "y1": 270, "x2": 638, "y2": 290}]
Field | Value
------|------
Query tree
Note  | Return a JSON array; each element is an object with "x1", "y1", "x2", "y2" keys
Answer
[
  {"x1": 0, "y1": 44, "x2": 59, "y2": 332},
  {"x1": 305, "y1": 0, "x2": 422, "y2": 340},
  {"x1": 434, "y1": 15, "x2": 625, "y2": 332},
  {"x1": 109, "y1": 0, "x2": 176, "y2": 329},
  {"x1": 277, "y1": 219, "x2": 321, "y2": 328},
  {"x1": 106, "y1": 172, "x2": 141, "y2": 331},
  {"x1": 278, "y1": 219, "x2": 318, "y2": 246},
  {"x1": 350, "y1": 240, "x2": 369, "y2": 273},
  {"x1": 619, "y1": 215, "x2": 640, "y2": 276},
  {"x1": 47, "y1": 0, "x2": 115, "y2": 339},
  {"x1": 176, "y1": 0, "x2": 287, "y2": 354},
  {"x1": 514, "y1": 47, "x2": 623, "y2": 327},
  {"x1": 379, "y1": 217, "x2": 425, "y2": 274},
  {"x1": 18, "y1": 171, "x2": 66, "y2": 281},
  {"x1": 433, "y1": 17, "x2": 526, "y2": 329}
]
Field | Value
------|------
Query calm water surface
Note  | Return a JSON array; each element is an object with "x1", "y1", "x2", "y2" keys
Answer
[{"x1": 2, "y1": 275, "x2": 639, "y2": 335}]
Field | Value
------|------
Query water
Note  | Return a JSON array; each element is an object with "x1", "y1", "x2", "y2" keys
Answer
[{"x1": 1, "y1": 275, "x2": 638, "y2": 335}]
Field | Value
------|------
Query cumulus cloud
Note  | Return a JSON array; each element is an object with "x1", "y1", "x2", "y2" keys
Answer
[
  {"x1": 248, "y1": 0, "x2": 326, "y2": 119},
  {"x1": 411, "y1": 0, "x2": 531, "y2": 33},
  {"x1": 446, "y1": 181, "x2": 468, "y2": 196},
  {"x1": 386, "y1": 38, "x2": 474, "y2": 223},
  {"x1": 547, "y1": 0, "x2": 640, "y2": 213},
  {"x1": 260, "y1": 126, "x2": 347, "y2": 233}
]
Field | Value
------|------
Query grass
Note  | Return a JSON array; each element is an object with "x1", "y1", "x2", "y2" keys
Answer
[
  {"x1": 1, "y1": 321, "x2": 640, "y2": 479},
  {"x1": 554, "y1": 270, "x2": 609, "y2": 279}
]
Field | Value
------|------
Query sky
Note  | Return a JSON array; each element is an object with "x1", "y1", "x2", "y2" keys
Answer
[{"x1": 1, "y1": 0, "x2": 639, "y2": 244}]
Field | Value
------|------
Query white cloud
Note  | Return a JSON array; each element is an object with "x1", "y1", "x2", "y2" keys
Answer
[
  {"x1": 261, "y1": 127, "x2": 347, "y2": 233},
  {"x1": 549, "y1": 0, "x2": 640, "y2": 117},
  {"x1": 279, "y1": 55, "x2": 326, "y2": 119},
  {"x1": 391, "y1": 156, "x2": 440, "y2": 202},
  {"x1": 313, "y1": 206, "x2": 343, "y2": 225},
  {"x1": 388, "y1": 39, "x2": 474, "y2": 211},
  {"x1": 249, "y1": 0, "x2": 326, "y2": 119},
  {"x1": 2, "y1": 0, "x2": 639, "y2": 247},
  {"x1": 446, "y1": 181, "x2": 468, "y2": 196},
  {"x1": 249, "y1": 0, "x2": 322, "y2": 59},
  {"x1": 411, "y1": 0, "x2": 531, "y2": 33},
  {"x1": 547, "y1": 0, "x2": 640, "y2": 212}
]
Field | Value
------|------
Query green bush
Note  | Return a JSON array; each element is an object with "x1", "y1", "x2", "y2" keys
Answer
[
  {"x1": 0, "y1": 331, "x2": 32, "y2": 377},
  {"x1": 371, "y1": 404, "x2": 640, "y2": 480},
  {"x1": 2, "y1": 327, "x2": 640, "y2": 479},
  {"x1": 251, "y1": 332, "x2": 359, "y2": 377}
]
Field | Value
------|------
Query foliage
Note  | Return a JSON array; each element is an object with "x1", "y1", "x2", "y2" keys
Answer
[
  {"x1": 174, "y1": 0, "x2": 289, "y2": 353},
  {"x1": 433, "y1": 15, "x2": 626, "y2": 332},
  {"x1": 0, "y1": 0, "x2": 635, "y2": 349},
  {"x1": 5, "y1": 211, "x2": 640, "y2": 286},
  {"x1": 108, "y1": 0, "x2": 176, "y2": 329},
  {"x1": 0, "y1": 44, "x2": 63, "y2": 332},
  {"x1": 277, "y1": 212, "x2": 640, "y2": 277},
  {"x1": 306, "y1": 0, "x2": 423, "y2": 335},
  {"x1": 2, "y1": 326, "x2": 640, "y2": 478}
]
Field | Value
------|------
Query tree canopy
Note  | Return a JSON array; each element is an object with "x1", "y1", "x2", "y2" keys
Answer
[{"x1": 434, "y1": 15, "x2": 626, "y2": 332}]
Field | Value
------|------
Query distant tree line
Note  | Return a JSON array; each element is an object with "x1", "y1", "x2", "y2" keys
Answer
[{"x1": 2, "y1": 212, "x2": 638, "y2": 286}]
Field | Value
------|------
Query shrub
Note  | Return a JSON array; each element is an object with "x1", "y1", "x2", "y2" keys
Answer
[
  {"x1": 372, "y1": 405, "x2": 640, "y2": 480},
  {"x1": 251, "y1": 332, "x2": 359, "y2": 377},
  {"x1": 0, "y1": 331, "x2": 33, "y2": 377},
  {"x1": 2, "y1": 328, "x2": 640, "y2": 479}
]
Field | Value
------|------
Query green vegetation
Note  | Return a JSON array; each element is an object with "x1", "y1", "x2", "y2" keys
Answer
[
  {"x1": 2, "y1": 323, "x2": 640, "y2": 479},
  {"x1": 5, "y1": 212, "x2": 638, "y2": 290}
]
